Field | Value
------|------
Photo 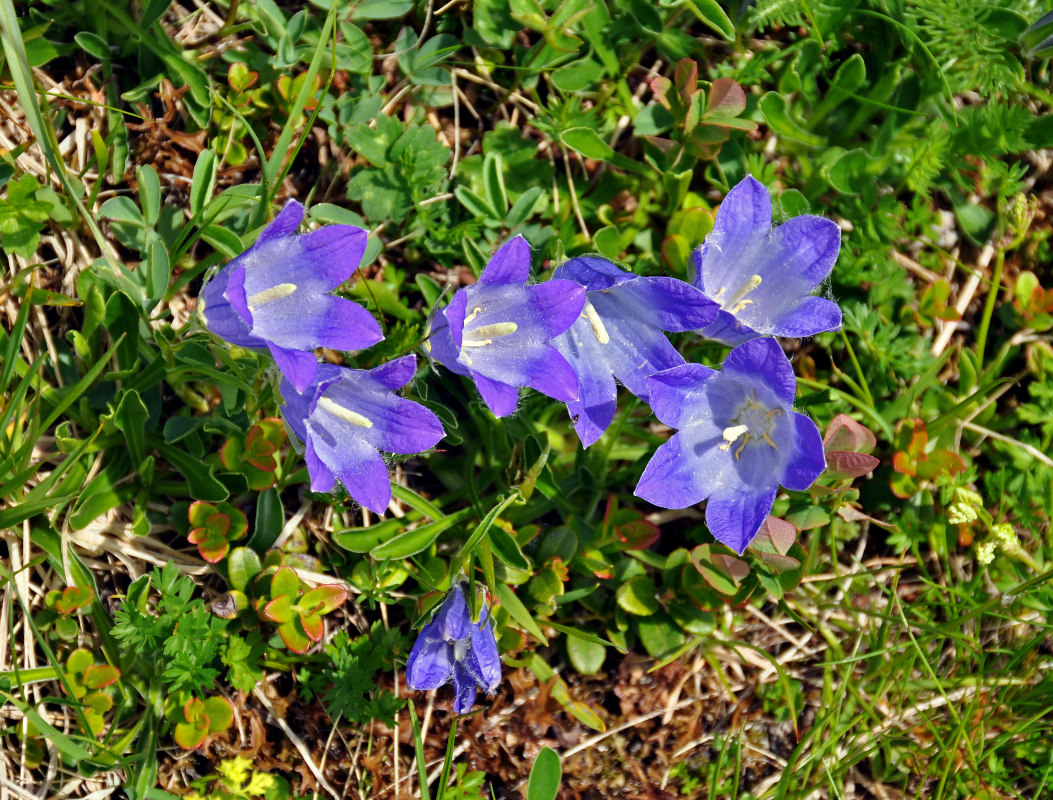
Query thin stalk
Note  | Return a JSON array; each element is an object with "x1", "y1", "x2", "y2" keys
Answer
[{"x1": 974, "y1": 246, "x2": 1005, "y2": 369}]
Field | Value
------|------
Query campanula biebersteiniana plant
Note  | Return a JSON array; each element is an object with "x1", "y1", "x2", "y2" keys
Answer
[
  {"x1": 635, "y1": 338, "x2": 826, "y2": 554},
  {"x1": 691, "y1": 175, "x2": 842, "y2": 345},
  {"x1": 199, "y1": 200, "x2": 382, "y2": 392},
  {"x1": 425, "y1": 235, "x2": 585, "y2": 417},
  {"x1": 405, "y1": 582, "x2": 501, "y2": 714},
  {"x1": 279, "y1": 355, "x2": 445, "y2": 514},
  {"x1": 551, "y1": 255, "x2": 718, "y2": 447}
]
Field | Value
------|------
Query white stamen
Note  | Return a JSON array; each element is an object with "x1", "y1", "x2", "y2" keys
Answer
[
  {"x1": 719, "y1": 424, "x2": 749, "y2": 451},
  {"x1": 247, "y1": 282, "x2": 297, "y2": 310},
  {"x1": 722, "y1": 274, "x2": 762, "y2": 313},
  {"x1": 581, "y1": 300, "x2": 609, "y2": 344},
  {"x1": 471, "y1": 322, "x2": 518, "y2": 338},
  {"x1": 463, "y1": 307, "x2": 482, "y2": 326},
  {"x1": 318, "y1": 397, "x2": 373, "y2": 428}
]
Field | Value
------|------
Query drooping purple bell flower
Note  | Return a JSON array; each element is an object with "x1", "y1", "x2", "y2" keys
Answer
[
  {"x1": 279, "y1": 355, "x2": 444, "y2": 514},
  {"x1": 551, "y1": 256, "x2": 718, "y2": 447},
  {"x1": 634, "y1": 338, "x2": 826, "y2": 554},
  {"x1": 405, "y1": 583, "x2": 501, "y2": 714},
  {"x1": 425, "y1": 236, "x2": 585, "y2": 418},
  {"x1": 200, "y1": 200, "x2": 383, "y2": 392},
  {"x1": 691, "y1": 175, "x2": 842, "y2": 345}
]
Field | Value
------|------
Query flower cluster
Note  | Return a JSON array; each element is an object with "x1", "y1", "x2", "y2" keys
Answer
[
  {"x1": 200, "y1": 202, "x2": 444, "y2": 513},
  {"x1": 199, "y1": 175, "x2": 841, "y2": 713}
]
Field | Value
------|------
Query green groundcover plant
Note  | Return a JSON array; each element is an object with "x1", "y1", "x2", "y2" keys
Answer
[{"x1": 1, "y1": 1, "x2": 1052, "y2": 798}]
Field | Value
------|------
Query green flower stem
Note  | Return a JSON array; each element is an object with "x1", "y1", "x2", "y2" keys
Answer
[{"x1": 974, "y1": 245, "x2": 1005, "y2": 369}]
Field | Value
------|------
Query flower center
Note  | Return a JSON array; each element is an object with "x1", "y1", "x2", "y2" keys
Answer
[
  {"x1": 718, "y1": 392, "x2": 781, "y2": 459},
  {"x1": 581, "y1": 299, "x2": 609, "y2": 344},
  {"x1": 317, "y1": 396, "x2": 373, "y2": 428},
  {"x1": 459, "y1": 306, "x2": 518, "y2": 364},
  {"x1": 452, "y1": 637, "x2": 469, "y2": 662},
  {"x1": 712, "y1": 274, "x2": 762, "y2": 314},
  {"x1": 247, "y1": 282, "x2": 297, "y2": 311}
]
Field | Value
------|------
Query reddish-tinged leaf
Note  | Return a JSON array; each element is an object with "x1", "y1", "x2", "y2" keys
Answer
[
  {"x1": 194, "y1": 537, "x2": 230, "y2": 563},
  {"x1": 300, "y1": 612, "x2": 325, "y2": 642},
  {"x1": 219, "y1": 438, "x2": 242, "y2": 471},
  {"x1": 837, "y1": 504, "x2": 895, "y2": 529},
  {"x1": 174, "y1": 719, "x2": 209, "y2": 750},
  {"x1": 278, "y1": 621, "x2": 313, "y2": 653},
  {"x1": 82, "y1": 663, "x2": 120, "y2": 690},
  {"x1": 188, "y1": 500, "x2": 217, "y2": 528},
  {"x1": 299, "y1": 584, "x2": 348, "y2": 615},
  {"x1": 750, "y1": 516, "x2": 797, "y2": 556},
  {"x1": 706, "y1": 78, "x2": 746, "y2": 117},
  {"x1": 823, "y1": 414, "x2": 877, "y2": 454},
  {"x1": 917, "y1": 448, "x2": 966, "y2": 479},
  {"x1": 711, "y1": 553, "x2": 750, "y2": 585},
  {"x1": 202, "y1": 697, "x2": 235, "y2": 732},
  {"x1": 270, "y1": 566, "x2": 301, "y2": 599},
  {"x1": 616, "y1": 518, "x2": 660, "y2": 550},
  {"x1": 826, "y1": 450, "x2": 880, "y2": 480},
  {"x1": 757, "y1": 551, "x2": 801, "y2": 574},
  {"x1": 892, "y1": 450, "x2": 917, "y2": 477},
  {"x1": 54, "y1": 585, "x2": 93, "y2": 614},
  {"x1": 651, "y1": 75, "x2": 673, "y2": 109},
  {"x1": 673, "y1": 58, "x2": 698, "y2": 97},
  {"x1": 263, "y1": 594, "x2": 294, "y2": 624}
]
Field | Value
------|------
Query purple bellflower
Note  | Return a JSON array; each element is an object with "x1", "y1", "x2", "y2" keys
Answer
[
  {"x1": 552, "y1": 256, "x2": 719, "y2": 447},
  {"x1": 406, "y1": 583, "x2": 501, "y2": 714},
  {"x1": 634, "y1": 338, "x2": 825, "y2": 554},
  {"x1": 691, "y1": 175, "x2": 842, "y2": 345},
  {"x1": 425, "y1": 236, "x2": 585, "y2": 418},
  {"x1": 279, "y1": 355, "x2": 444, "y2": 514},
  {"x1": 200, "y1": 200, "x2": 383, "y2": 392}
]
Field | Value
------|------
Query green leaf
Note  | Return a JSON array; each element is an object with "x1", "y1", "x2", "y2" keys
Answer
[
  {"x1": 249, "y1": 488, "x2": 284, "y2": 551},
  {"x1": 136, "y1": 165, "x2": 161, "y2": 227},
  {"x1": 159, "y1": 443, "x2": 229, "y2": 501},
  {"x1": 493, "y1": 582, "x2": 548, "y2": 645},
  {"x1": 227, "y1": 547, "x2": 261, "y2": 592},
  {"x1": 189, "y1": 149, "x2": 217, "y2": 216},
  {"x1": 561, "y1": 128, "x2": 648, "y2": 174},
  {"x1": 527, "y1": 747, "x2": 562, "y2": 800},
  {"x1": 668, "y1": 0, "x2": 734, "y2": 39},
  {"x1": 615, "y1": 576, "x2": 658, "y2": 616},
  {"x1": 370, "y1": 508, "x2": 473, "y2": 559},
  {"x1": 488, "y1": 525, "x2": 531, "y2": 571},
  {"x1": 565, "y1": 635, "x2": 606, "y2": 675},
  {"x1": 113, "y1": 389, "x2": 148, "y2": 468},
  {"x1": 758, "y1": 93, "x2": 824, "y2": 146}
]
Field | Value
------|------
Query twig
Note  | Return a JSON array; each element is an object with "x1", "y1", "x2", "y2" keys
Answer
[{"x1": 253, "y1": 686, "x2": 340, "y2": 799}]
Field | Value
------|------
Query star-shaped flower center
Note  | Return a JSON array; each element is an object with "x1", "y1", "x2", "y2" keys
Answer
[{"x1": 719, "y1": 391, "x2": 783, "y2": 459}]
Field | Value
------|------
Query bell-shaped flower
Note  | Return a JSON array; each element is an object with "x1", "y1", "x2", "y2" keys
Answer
[
  {"x1": 279, "y1": 355, "x2": 444, "y2": 514},
  {"x1": 405, "y1": 583, "x2": 501, "y2": 714},
  {"x1": 425, "y1": 236, "x2": 585, "y2": 418},
  {"x1": 634, "y1": 338, "x2": 825, "y2": 554},
  {"x1": 551, "y1": 256, "x2": 719, "y2": 447},
  {"x1": 200, "y1": 200, "x2": 383, "y2": 392},
  {"x1": 691, "y1": 175, "x2": 841, "y2": 345}
]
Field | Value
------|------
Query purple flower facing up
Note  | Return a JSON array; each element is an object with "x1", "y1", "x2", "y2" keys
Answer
[
  {"x1": 406, "y1": 583, "x2": 501, "y2": 714},
  {"x1": 200, "y1": 200, "x2": 383, "y2": 392},
  {"x1": 634, "y1": 338, "x2": 825, "y2": 554},
  {"x1": 425, "y1": 236, "x2": 586, "y2": 418},
  {"x1": 279, "y1": 355, "x2": 444, "y2": 514},
  {"x1": 691, "y1": 175, "x2": 842, "y2": 345},
  {"x1": 551, "y1": 256, "x2": 719, "y2": 447}
]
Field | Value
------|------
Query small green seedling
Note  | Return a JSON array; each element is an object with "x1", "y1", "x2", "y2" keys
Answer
[
  {"x1": 220, "y1": 418, "x2": 287, "y2": 490},
  {"x1": 891, "y1": 418, "x2": 966, "y2": 499},
  {"x1": 188, "y1": 501, "x2": 249, "y2": 563},
  {"x1": 34, "y1": 585, "x2": 93, "y2": 641},
  {"x1": 169, "y1": 694, "x2": 236, "y2": 750},
  {"x1": 257, "y1": 567, "x2": 348, "y2": 654},
  {"x1": 64, "y1": 648, "x2": 120, "y2": 736}
]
